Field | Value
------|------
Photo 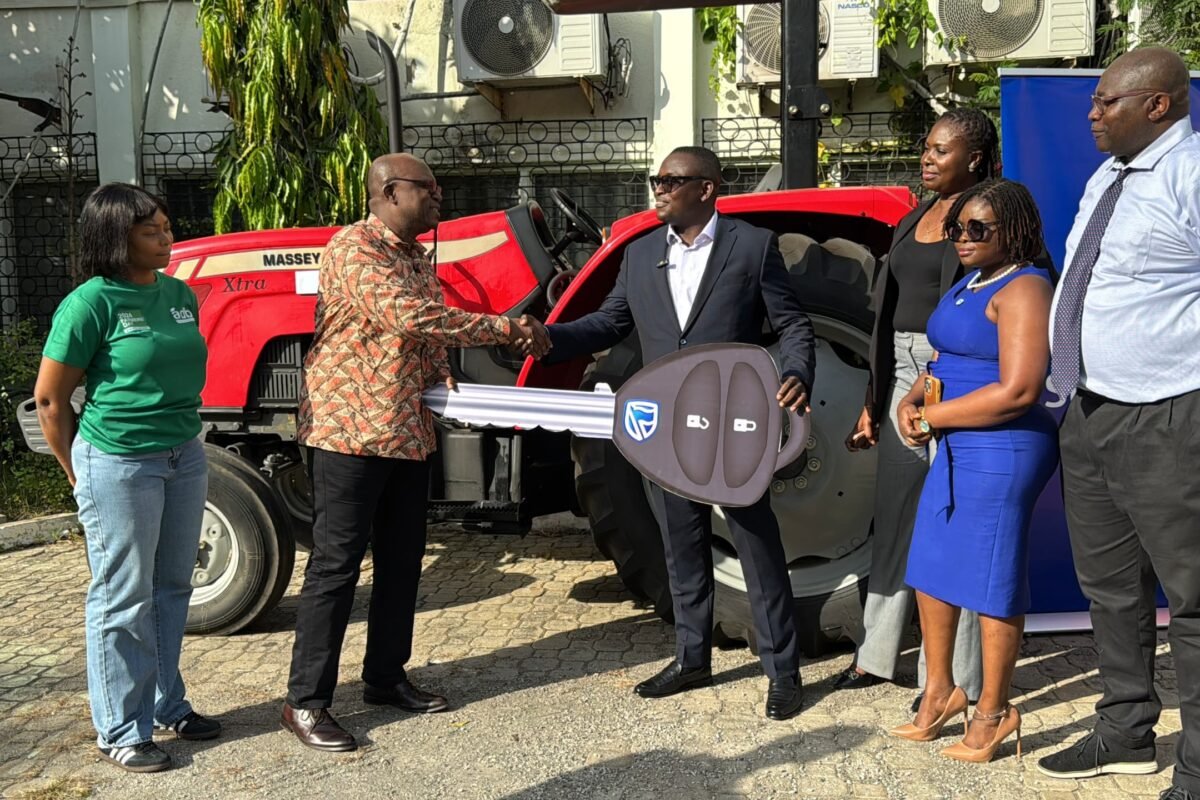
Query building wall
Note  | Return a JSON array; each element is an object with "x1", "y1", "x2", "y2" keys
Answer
[{"x1": 1, "y1": 0, "x2": 906, "y2": 181}]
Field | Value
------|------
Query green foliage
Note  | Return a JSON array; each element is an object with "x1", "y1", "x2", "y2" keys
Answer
[
  {"x1": 963, "y1": 63, "x2": 1013, "y2": 108},
  {"x1": 697, "y1": 6, "x2": 741, "y2": 95},
  {"x1": 874, "y1": 0, "x2": 940, "y2": 110},
  {"x1": 877, "y1": 59, "x2": 928, "y2": 108},
  {"x1": 1099, "y1": 0, "x2": 1200, "y2": 68},
  {"x1": 197, "y1": 0, "x2": 388, "y2": 233},
  {"x1": 0, "y1": 320, "x2": 74, "y2": 521},
  {"x1": 876, "y1": 0, "x2": 939, "y2": 51}
]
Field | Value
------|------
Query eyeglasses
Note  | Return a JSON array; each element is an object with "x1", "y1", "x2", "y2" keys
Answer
[
  {"x1": 1090, "y1": 89, "x2": 1162, "y2": 114},
  {"x1": 649, "y1": 175, "x2": 706, "y2": 193},
  {"x1": 385, "y1": 177, "x2": 439, "y2": 194},
  {"x1": 947, "y1": 218, "x2": 999, "y2": 243}
]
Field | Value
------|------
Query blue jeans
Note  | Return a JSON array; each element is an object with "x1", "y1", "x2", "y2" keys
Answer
[{"x1": 72, "y1": 436, "x2": 207, "y2": 747}]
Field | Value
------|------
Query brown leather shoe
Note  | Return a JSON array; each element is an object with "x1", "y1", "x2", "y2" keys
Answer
[
  {"x1": 363, "y1": 678, "x2": 450, "y2": 713},
  {"x1": 280, "y1": 703, "x2": 357, "y2": 752}
]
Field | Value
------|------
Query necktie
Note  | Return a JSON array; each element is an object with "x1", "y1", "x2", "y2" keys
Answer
[{"x1": 1050, "y1": 169, "x2": 1129, "y2": 398}]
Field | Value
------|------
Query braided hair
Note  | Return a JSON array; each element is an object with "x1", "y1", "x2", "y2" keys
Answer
[
  {"x1": 936, "y1": 107, "x2": 1000, "y2": 180},
  {"x1": 942, "y1": 178, "x2": 1045, "y2": 264}
]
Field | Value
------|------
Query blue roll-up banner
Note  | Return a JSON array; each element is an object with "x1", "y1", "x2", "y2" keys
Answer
[{"x1": 1000, "y1": 70, "x2": 1200, "y2": 621}]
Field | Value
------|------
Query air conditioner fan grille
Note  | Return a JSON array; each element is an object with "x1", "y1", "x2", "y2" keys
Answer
[
  {"x1": 937, "y1": 0, "x2": 1043, "y2": 59},
  {"x1": 460, "y1": 0, "x2": 555, "y2": 77},
  {"x1": 745, "y1": 3, "x2": 829, "y2": 74}
]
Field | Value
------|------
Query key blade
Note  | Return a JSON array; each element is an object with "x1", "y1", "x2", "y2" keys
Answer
[{"x1": 423, "y1": 384, "x2": 616, "y2": 439}]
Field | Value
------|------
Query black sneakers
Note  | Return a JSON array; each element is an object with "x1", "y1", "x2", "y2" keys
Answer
[
  {"x1": 98, "y1": 741, "x2": 172, "y2": 773},
  {"x1": 1036, "y1": 730, "x2": 1157, "y2": 779},
  {"x1": 1160, "y1": 787, "x2": 1197, "y2": 800},
  {"x1": 154, "y1": 711, "x2": 222, "y2": 741}
]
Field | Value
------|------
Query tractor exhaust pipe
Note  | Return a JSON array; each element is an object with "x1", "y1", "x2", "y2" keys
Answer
[{"x1": 366, "y1": 30, "x2": 404, "y2": 154}]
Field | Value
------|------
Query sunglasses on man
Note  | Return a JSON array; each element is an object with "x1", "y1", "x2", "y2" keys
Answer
[
  {"x1": 648, "y1": 175, "x2": 708, "y2": 193},
  {"x1": 947, "y1": 218, "x2": 999, "y2": 243}
]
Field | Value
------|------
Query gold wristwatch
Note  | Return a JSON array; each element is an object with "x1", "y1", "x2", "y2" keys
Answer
[{"x1": 918, "y1": 408, "x2": 932, "y2": 435}]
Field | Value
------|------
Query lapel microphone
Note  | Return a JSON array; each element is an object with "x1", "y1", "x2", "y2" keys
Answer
[{"x1": 655, "y1": 257, "x2": 670, "y2": 269}]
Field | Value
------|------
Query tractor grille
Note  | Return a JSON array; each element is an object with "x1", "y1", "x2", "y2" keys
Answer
[{"x1": 249, "y1": 336, "x2": 310, "y2": 408}]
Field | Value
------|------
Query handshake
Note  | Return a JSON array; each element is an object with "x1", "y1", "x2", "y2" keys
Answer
[{"x1": 506, "y1": 314, "x2": 552, "y2": 359}]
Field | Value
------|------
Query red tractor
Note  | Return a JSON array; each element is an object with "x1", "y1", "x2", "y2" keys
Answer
[{"x1": 167, "y1": 184, "x2": 914, "y2": 654}]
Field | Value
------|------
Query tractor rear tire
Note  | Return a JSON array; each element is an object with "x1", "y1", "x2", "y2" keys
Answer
[
  {"x1": 572, "y1": 336, "x2": 674, "y2": 622},
  {"x1": 571, "y1": 249, "x2": 878, "y2": 658},
  {"x1": 185, "y1": 444, "x2": 296, "y2": 635},
  {"x1": 710, "y1": 251, "x2": 877, "y2": 657}
]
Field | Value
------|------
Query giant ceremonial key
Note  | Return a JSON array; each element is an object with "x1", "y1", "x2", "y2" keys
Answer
[{"x1": 423, "y1": 343, "x2": 810, "y2": 507}]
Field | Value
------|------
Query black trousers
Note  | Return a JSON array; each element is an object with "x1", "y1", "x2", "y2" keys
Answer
[
  {"x1": 286, "y1": 448, "x2": 431, "y2": 709},
  {"x1": 648, "y1": 485, "x2": 800, "y2": 679},
  {"x1": 1061, "y1": 388, "x2": 1200, "y2": 794}
]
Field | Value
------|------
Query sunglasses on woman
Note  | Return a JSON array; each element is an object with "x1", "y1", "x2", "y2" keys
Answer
[{"x1": 947, "y1": 218, "x2": 999, "y2": 243}]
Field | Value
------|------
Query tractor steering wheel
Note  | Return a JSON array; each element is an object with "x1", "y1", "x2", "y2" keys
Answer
[{"x1": 547, "y1": 188, "x2": 604, "y2": 260}]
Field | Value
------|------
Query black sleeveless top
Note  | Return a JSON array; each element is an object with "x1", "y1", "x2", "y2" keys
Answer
[{"x1": 889, "y1": 225, "x2": 946, "y2": 334}]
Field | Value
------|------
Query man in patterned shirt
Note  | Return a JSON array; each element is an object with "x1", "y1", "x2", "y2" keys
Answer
[{"x1": 281, "y1": 153, "x2": 550, "y2": 752}]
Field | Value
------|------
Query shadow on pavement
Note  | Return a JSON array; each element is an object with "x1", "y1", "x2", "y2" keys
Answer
[{"x1": 494, "y1": 723, "x2": 876, "y2": 800}]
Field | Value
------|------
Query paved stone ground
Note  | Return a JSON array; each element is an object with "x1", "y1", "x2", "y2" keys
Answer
[{"x1": 0, "y1": 515, "x2": 1181, "y2": 800}]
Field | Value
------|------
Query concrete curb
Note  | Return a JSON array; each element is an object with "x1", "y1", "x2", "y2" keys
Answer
[{"x1": 0, "y1": 512, "x2": 81, "y2": 552}]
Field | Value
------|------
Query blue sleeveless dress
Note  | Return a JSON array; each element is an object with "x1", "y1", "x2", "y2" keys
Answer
[{"x1": 904, "y1": 264, "x2": 1059, "y2": 618}]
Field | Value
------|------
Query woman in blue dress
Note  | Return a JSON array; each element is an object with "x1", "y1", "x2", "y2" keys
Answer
[{"x1": 888, "y1": 179, "x2": 1059, "y2": 762}]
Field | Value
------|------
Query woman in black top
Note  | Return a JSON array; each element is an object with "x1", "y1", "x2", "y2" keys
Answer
[{"x1": 834, "y1": 108, "x2": 1001, "y2": 701}]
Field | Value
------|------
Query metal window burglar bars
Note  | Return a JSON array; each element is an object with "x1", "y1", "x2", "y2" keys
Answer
[
  {"x1": 140, "y1": 119, "x2": 653, "y2": 269},
  {"x1": 141, "y1": 130, "x2": 225, "y2": 242},
  {"x1": 0, "y1": 133, "x2": 98, "y2": 332},
  {"x1": 703, "y1": 109, "x2": 940, "y2": 196},
  {"x1": 403, "y1": 118, "x2": 652, "y2": 267}
]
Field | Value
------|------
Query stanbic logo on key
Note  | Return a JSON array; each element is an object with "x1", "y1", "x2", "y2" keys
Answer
[{"x1": 623, "y1": 400, "x2": 659, "y2": 442}]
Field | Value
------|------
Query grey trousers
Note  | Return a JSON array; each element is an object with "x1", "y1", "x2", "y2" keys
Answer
[{"x1": 853, "y1": 331, "x2": 983, "y2": 698}]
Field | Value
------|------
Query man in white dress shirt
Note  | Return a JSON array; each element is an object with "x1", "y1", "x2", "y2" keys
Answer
[
  {"x1": 1037, "y1": 49, "x2": 1200, "y2": 800},
  {"x1": 544, "y1": 147, "x2": 816, "y2": 720}
]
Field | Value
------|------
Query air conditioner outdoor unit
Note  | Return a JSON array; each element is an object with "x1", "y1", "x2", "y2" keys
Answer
[
  {"x1": 925, "y1": 0, "x2": 1094, "y2": 65},
  {"x1": 738, "y1": 1, "x2": 879, "y2": 85},
  {"x1": 454, "y1": 0, "x2": 607, "y2": 84}
]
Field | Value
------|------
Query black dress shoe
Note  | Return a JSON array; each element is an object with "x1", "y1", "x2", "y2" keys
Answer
[
  {"x1": 634, "y1": 661, "x2": 713, "y2": 698},
  {"x1": 765, "y1": 675, "x2": 804, "y2": 720},
  {"x1": 832, "y1": 667, "x2": 884, "y2": 690},
  {"x1": 281, "y1": 703, "x2": 357, "y2": 752},
  {"x1": 363, "y1": 678, "x2": 450, "y2": 713}
]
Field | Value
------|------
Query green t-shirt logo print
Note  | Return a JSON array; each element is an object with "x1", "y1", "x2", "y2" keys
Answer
[{"x1": 117, "y1": 309, "x2": 150, "y2": 333}]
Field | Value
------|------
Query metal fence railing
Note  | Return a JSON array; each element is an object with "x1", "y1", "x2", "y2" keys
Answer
[
  {"x1": 0, "y1": 133, "x2": 98, "y2": 331},
  {"x1": 403, "y1": 118, "x2": 652, "y2": 267},
  {"x1": 140, "y1": 118, "x2": 655, "y2": 269},
  {"x1": 702, "y1": 109, "x2": 940, "y2": 195},
  {"x1": 141, "y1": 130, "x2": 225, "y2": 242}
]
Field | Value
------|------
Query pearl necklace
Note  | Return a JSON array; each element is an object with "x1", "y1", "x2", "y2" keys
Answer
[{"x1": 966, "y1": 262, "x2": 1023, "y2": 291}]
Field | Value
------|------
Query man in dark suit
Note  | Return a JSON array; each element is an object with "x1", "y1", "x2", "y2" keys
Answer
[{"x1": 543, "y1": 146, "x2": 816, "y2": 720}]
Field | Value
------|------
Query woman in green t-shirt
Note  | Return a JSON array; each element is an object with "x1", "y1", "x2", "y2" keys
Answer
[{"x1": 34, "y1": 183, "x2": 218, "y2": 773}]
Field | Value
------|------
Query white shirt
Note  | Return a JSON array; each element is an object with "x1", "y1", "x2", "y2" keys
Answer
[
  {"x1": 664, "y1": 212, "x2": 719, "y2": 330},
  {"x1": 1051, "y1": 117, "x2": 1200, "y2": 402}
]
